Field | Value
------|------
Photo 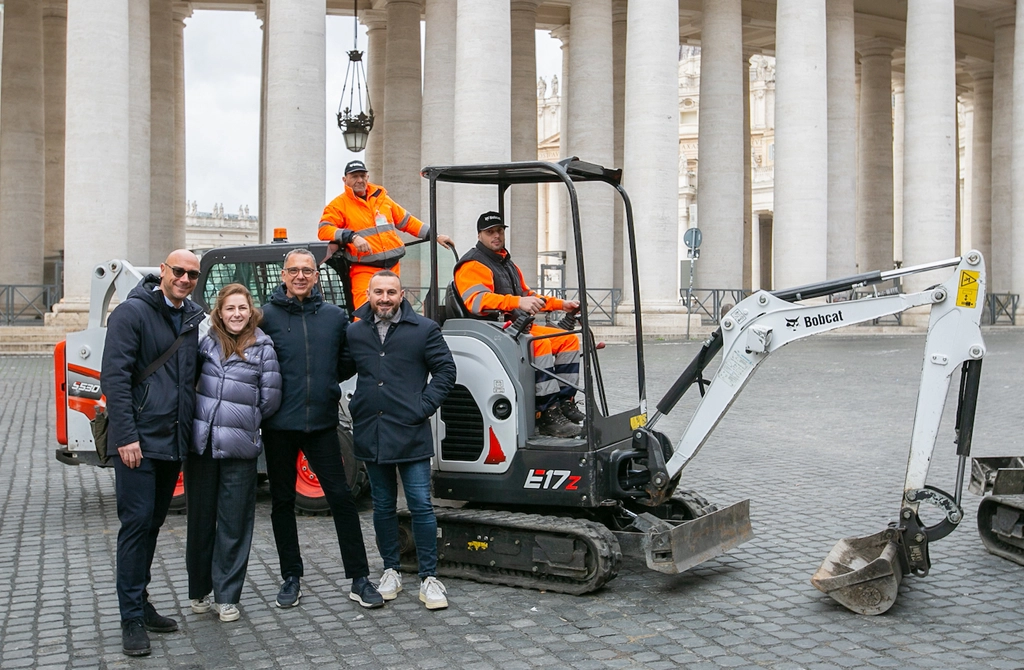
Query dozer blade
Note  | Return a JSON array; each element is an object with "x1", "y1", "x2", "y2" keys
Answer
[
  {"x1": 811, "y1": 529, "x2": 903, "y2": 616},
  {"x1": 635, "y1": 499, "x2": 753, "y2": 575}
]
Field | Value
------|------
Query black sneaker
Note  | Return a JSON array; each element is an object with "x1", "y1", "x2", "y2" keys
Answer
[
  {"x1": 535, "y1": 405, "x2": 583, "y2": 438},
  {"x1": 349, "y1": 576, "x2": 385, "y2": 609},
  {"x1": 142, "y1": 601, "x2": 178, "y2": 633},
  {"x1": 121, "y1": 618, "x2": 151, "y2": 657},
  {"x1": 276, "y1": 576, "x2": 302, "y2": 608},
  {"x1": 559, "y1": 398, "x2": 586, "y2": 424}
]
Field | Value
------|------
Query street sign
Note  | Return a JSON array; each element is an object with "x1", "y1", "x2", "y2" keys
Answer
[{"x1": 684, "y1": 227, "x2": 702, "y2": 250}]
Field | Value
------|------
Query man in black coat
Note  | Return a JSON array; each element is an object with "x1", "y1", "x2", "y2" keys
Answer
[
  {"x1": 259, "y1": 248, "x2": 383, "y2": 610},
  {"x1": 343, "y1": 270, "x2": 457, "y2": 609},
  {"x1": 101, "y1": 249, "x2": 204, "y2": 656}
]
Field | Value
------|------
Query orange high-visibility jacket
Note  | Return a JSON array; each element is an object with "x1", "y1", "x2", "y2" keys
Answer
[
  {"x1": 318, "y1": 182, "x2": 429, "y2": 267},
  {"x1": 454, "y1": 243, "x2": 566, "y2": 318}
]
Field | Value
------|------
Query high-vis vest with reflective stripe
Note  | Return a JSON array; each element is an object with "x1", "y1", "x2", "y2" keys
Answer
[{"x1": 318, "y1": 182, "x2": 429, "y2": 267}]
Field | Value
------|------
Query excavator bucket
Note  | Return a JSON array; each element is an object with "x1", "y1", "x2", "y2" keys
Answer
[
  {"x1": 619, "y1": 499, "x2": 753, "y2": 575},
  {"x1": 811, "y1": 529, "x2": 903, "y2": 615}
]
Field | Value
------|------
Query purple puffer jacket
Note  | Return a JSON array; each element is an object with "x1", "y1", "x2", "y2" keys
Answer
[{"x1": 192, "y1": 329, "x2": 282, "y2": 459}]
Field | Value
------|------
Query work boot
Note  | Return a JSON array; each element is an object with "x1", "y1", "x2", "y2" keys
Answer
[
  {"x1": 121, "y1": 618, "x2": 151, "y2": 657},
  {"x1": 349, "y1": 576, "x2": 385, "y2": 609},
  {"x1": 535, "y1": 405, "x2": 583, "y2": 438},
  {"x1": 559, "y1": 398, "x2": 586, "y2": 424},
  {"x1": 142, "y1": 601, "x2": 178, "y2": 633}
]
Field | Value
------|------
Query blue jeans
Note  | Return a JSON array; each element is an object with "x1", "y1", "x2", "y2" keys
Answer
[{"x1": 364, "y1": 459, "x2": 437, "y2": 578}]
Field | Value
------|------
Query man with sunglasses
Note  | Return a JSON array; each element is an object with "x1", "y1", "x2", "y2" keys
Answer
[
  {"x1": 259, "y1": 248, "x2": 383, "y2": 611},
  {"x1": 101, "y1": 249, "x2": 204, "y2": 656}
]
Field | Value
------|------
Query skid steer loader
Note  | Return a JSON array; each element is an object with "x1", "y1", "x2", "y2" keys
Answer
[{"x1": 404, "y1": 158, "x2": 988, "y2": 614}]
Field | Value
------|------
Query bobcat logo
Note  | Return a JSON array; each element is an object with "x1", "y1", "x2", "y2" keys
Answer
[{"x1": 785, "y1": 317, "x2": 800, "y2": 330}]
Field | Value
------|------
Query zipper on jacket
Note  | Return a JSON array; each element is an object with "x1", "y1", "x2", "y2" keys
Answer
[{"x1": 302, "y1": 307, "x2": 311, "y2": 431}]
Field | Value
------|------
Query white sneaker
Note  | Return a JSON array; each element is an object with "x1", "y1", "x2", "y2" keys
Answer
[
  {"x1": 190, "y1": 595, "x2": 212, "y2": 614},
  {"x1": 377, "y1": 568, "x2": 403, "y2": 601},
  {"x1": 213, "y1": 603, "x2": 240, "y2": 622},
  {"x1": 419, "y1": 576, "x2": 448, "y2": 610}
]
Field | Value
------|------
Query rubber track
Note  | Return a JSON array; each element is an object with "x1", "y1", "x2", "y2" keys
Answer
[
  {"x1": 977, "y1": 496, "x2": 1024, "y2": 566},
  {"x1": 430, "y1": 507, "x2": 622, "y2": 595}
]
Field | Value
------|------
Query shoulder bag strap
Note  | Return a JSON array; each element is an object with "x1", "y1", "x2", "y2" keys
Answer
[{"x1": 134, "y1": 331, "x2": 189, "y2": 385}]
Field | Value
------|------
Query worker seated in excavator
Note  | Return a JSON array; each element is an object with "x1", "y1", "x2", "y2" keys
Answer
[{"x1": 452, "y1": 211, "x2": 584, "y2": 438}]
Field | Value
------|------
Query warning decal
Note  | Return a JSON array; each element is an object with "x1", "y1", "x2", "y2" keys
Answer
[{"x1": 956, "y1": 270, "x2": 980, "y2": 308}]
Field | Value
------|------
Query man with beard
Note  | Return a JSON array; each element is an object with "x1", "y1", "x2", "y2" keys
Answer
[{"x1": 342, "y1": 271, "x2": 457, "y2": 609}]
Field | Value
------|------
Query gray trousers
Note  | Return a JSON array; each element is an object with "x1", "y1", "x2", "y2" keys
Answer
[{"x1": 184, "y1": 447, "x2": 257, "y2": 604}]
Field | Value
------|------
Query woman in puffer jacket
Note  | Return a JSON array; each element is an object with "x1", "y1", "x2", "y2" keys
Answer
[{"x1": 186, "y1": 283, "x2": 282, "y2": 623}]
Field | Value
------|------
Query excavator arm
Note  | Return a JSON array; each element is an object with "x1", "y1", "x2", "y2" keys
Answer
[{"x1": 631, "y1": 252, "x2": 986, "y2": 614}]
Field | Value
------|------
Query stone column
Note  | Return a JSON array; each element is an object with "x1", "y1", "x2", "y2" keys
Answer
[
  {"x1": 60, "y1": 0, "x2": 130, "y2": 310},
  {"x1": 382, "y1": 0, "x2": 421, "y2": 219},
  {"x1": 622, "y1": 0, "x2": 679, "y2": 315},
  {"x1": 695, "y1": 0, "x2": 744, "y2": 289},
  {"x1": 892, "y1": 73, "x2": 904, "y2": 265},
  {"x1": 902, "y1": 0, "x2": 957, "y2": 294},
  {"x1": 566, "y1": 0, "x2": 614, "y2": 290},
  {"x1": 453, "y1": 1, "x2": 510, "y2": 248},
  {"x1": 611, "y1": 0, "x2": 626, "y2": 291},
  {"x1": 1013, "y1": 0, "x2": 1024, "y2": 305},
  {"x1": 988, "y1": 10, "x2": 1014, "y2": 291},
  {"x1": 969, "y1": 67, "x2": 993, "y2": 268},
  {"x1": 128, "y1": 0, "x2": 151, "y2": 264},
  {"x1": 743, "y1": 52, "x2": 753, "y2": 289},
  {"x1": 43, "y1": 1, "x2": 67, "y2": 281},
  {"x1": 856, "y1": 40, "x2": 897, "y2": 275},
  {"x1": 172, "y1": 3, "x2": 189, "y2": 249},
  {"x1": 0, "y1": 0, "x2": 46, "y2": 285},
  {"x1": 150, "y1": 0, "x2": 174, "y2": 257},
  {"x1": 773, "y1": 0, "x2": 828, "y2": 288},
  {"x1": 263, "y1": 0, "x2": 326, "y2": 243},
  {"x1": 257, "y1": 6, "x2": 268, "y2": 242},
  {"x1": 421, "y1": 0, "x2": 455, "y2": 242},
  {"x1": 510, "y1": 0, "x2": 540, "y2": 283},
  {"x1": 551, "y1": 24, "x2": 570, "y2": 255},
  {"x1": 362, "y1": 9, "x2": 387, "y2": 180},
  {"x1": 826, "y1": 0, "x2": 857, "y2": 278}
]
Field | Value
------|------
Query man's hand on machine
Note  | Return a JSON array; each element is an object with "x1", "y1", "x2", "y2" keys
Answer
[
  {"x1": 437, "y1": 234, "x2": 455, "y2": 250},
  {"x1": 562, "y1": 300, "x2": 580, "y2": 313},
  {"x1": 518, "y1": 295, "x2": 547, "y2": 315}
]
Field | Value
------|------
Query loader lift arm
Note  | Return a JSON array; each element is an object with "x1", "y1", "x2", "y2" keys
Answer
[{"x1": 633, "y1": 251, "x2": 986, "y2": 615}]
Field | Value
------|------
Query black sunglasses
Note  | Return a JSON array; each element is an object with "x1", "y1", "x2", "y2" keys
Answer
[{"x1": 169, "y1": 266, "x2": 200, "y2": 281}]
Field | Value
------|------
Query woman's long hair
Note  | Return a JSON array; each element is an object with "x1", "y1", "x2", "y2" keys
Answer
[{"x1": 209, "y1": 283, "x2": 261, "y2": 361}]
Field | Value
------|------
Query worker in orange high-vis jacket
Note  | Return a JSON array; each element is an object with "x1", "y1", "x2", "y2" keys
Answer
[
  {"x1": 319, "y1": 160, "x2": 454, "y2": 309},
  {"x1": 453, "y1": 211, "x2": 584, "y2": 439}
]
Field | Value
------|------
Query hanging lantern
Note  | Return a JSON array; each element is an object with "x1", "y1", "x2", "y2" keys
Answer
[{"x1": 337, "y1": 0, "x2": 374, "y2": 153}]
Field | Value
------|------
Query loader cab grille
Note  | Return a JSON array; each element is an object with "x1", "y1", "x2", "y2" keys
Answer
[{"x1": 440, "y1": 384, "x2": 485, "y2": 461}]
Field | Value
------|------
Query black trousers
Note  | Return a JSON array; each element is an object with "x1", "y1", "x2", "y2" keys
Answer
[
  {"x1": 262, "y1": 427, "x2": 370, "y2": 580},
  {"x1": 113, "y1": 454, "x2": 181, "y2": 622},
  {"x1": 184, "y1": 447, "x2": 257, "y2": 604}
]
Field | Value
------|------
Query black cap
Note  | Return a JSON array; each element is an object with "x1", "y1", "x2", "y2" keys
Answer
[
  {"x1": 344, "y1": 160, "x2": 368, "y2": 175},
  {"x1": 477, "y1": 211, "x2": 507, "y2": 232}
]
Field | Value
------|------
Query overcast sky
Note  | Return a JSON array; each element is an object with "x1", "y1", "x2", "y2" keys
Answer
[{"x1": 183, "y1": 10, "x2": 562, "y2": 216}]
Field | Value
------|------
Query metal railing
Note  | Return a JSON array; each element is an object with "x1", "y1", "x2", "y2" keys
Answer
[
  {"x1": 0, "y1": 284, "x2": 63, "y2": 326},
  {"x1": 537, "y1": 288, "x2": 623, "y2": 325},
  {"x1": 985, "y1": 293, "x2": 1018, "y2": 325},
  {"x1": 680, "y1": 288, "x2": 751, "y2": 325},
  {"x1": 826, "y1": 281, "x2": 903, "y2": 325}
]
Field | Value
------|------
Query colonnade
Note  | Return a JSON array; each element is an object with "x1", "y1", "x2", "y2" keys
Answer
[{"x1": 0, "y1": 1, "x2": 1022, "y2": 322}]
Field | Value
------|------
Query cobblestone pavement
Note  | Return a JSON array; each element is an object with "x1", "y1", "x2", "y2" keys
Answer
[{"x1": 1, "y1": 329, "x2": 1023, "y2": 670}]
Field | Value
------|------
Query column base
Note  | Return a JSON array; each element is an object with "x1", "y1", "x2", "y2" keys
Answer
[{"x1": 45, "y1": 298, "x2": 91, "y2": 328}]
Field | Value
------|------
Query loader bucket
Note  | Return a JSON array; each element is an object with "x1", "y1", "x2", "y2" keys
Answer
[
  {"x1": 641, "y1": 499, "x2": 754, "y2": 574},
  {"x1": 811, "y1": 529, "x2": 903, "y2": 615}
]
